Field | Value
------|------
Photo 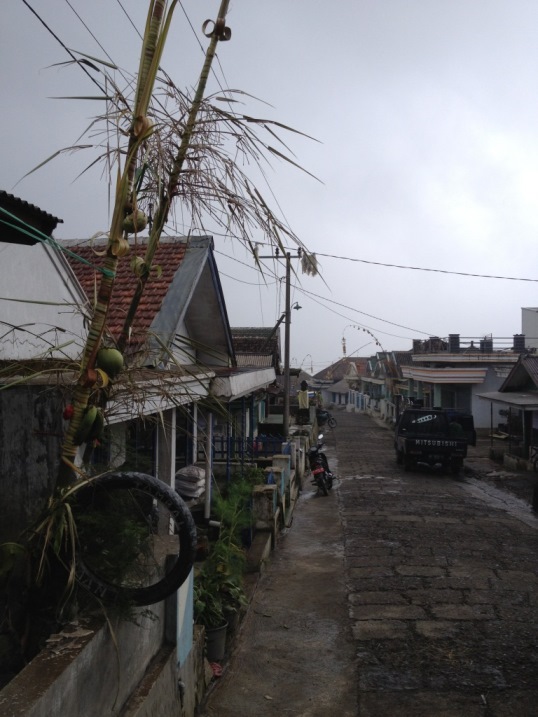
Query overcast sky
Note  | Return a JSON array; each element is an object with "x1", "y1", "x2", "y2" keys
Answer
[{"x1": 3, "y1": 1, "x2": 538, "y2": 372}]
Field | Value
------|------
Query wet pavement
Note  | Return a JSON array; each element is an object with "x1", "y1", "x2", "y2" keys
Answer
[{"x1": 197, "y1": 410, "x2": 538, "y2": 717}]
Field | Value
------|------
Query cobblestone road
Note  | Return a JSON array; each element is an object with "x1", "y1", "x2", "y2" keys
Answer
[{"x1": 329, "y1": 409, "x2": 538, "y2": 716}]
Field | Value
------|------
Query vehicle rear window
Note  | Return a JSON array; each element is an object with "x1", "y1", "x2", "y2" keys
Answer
[{"x1": 399, "y1": 412, "x2": 448, "y2": 434}]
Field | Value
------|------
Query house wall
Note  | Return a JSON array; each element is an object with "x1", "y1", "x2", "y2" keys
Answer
[
  {"x1": 471, "y1": 366, "x2": 511, "y2": 429},
  {"x1": 0, "y1": 386, "x2": 64, "y2": 542},
  {"x1": 0, "y1": 392, "x2": 200, "y2": 716},
  {"x1": 320, "y1": 387, "x2": 348, "y2": 407},
  {"x1": 0, "y1": 244, "x2": 87, "y2": 361}
]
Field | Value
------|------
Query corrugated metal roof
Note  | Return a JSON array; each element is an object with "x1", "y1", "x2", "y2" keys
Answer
[
  {"x1": 236, "y1": 354, "x2": 274, "y2": 368},
  {"x1": 521, "y1": 355, "x2": 538, "y2": 386},
  {"x1": 498, "y1": 354, "x2": 538, "y2": 391},
  {"x1": 477, "y1": 390, "x2": 538, "y2": 410},
  {"x1": 231, "y1": 326, "x2": 281, "y2": 371},
  {"x1": 0, "y1": 190, "x2": 63, "y2": 245},
  {"x1": 232, "y1": 327, "x2": 277, "y2": 339}
]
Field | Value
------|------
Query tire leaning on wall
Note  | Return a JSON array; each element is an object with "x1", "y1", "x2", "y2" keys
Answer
[{"x1": 70, "y1": 471, "x2": 197, "y2": 606}]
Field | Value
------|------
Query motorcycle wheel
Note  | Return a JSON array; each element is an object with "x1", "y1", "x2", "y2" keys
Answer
[
  {"x1": 328, "y1": 416, "x2": 337, "y2": 429},
  {"x1": 318, "y1": 476, "x2": 329, "y2": 496}
]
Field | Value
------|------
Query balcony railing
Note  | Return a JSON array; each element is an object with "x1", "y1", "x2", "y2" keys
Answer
[
  {"x1": 412, "y1": 335, "x2": 528, "y2": 354},
  {"x1": 197, "y1": 434, "x2": 284, "y2": 463}
]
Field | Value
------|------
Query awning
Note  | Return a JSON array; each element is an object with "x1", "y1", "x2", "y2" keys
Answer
[
  {"x1": 477, "y1": 391, "x2": 538, "y2": 411},
  {"x1": 211, "y1": 367, "x2": 276, "y2": 401},
  {"x1": 402, "y1": 366, "x2": 487, "y2": 384}
]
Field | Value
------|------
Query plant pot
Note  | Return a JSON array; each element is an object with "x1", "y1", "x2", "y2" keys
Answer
[{"x1": 205, "y1": 622, "x2": 228, "y2": 661}]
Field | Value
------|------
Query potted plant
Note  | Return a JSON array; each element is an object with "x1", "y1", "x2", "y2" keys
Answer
[
  {"x1": 193, "y1": 481, "x2": 253, "y2": 659},
  {"x1": 194, "y1": 551, "x2": 247, "y2": 661}
]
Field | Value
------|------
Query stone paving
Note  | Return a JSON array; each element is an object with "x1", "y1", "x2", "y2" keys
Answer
[{"x1": 332, "y1": 409, "x2": 538, "y2": 717}]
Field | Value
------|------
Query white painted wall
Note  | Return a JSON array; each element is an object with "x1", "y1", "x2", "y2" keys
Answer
[{"x1": 0, "y1": 242, "x2": 88, "y2": 360}]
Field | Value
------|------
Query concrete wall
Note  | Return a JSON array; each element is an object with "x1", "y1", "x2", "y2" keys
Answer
[
  {"x1": 0, "y1": 606, "x2": 167, "y2": 717},
  {"x1": 0, "y1": 386, "x2": 64, "y2": 542},
  {"x1": 472, "y1": 366, "x2": 511, "y2": 429},
  {"x1": 0, "y1": 596, "x2": 206, "y2": 717}
]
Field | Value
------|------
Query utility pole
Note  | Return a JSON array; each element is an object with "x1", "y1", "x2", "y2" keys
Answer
[
  {"x1": 259, "y1": 248, "x2": 302, "y2": 438},
  {"x1": 283, "y1": 252, "x2": 292, "y2": 438}
]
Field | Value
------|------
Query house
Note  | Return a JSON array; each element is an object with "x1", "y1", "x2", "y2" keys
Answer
[
  {"x1": 345, "y1": 335, "x2": 526, "y2": 430},
  {"x1": 0, "y1": 191, "x2": 86, "y2": 362},
  {"x1": 344, "y1": 351, "x2": 410, "y2": 423},
  {"x1": 0, "y1": 198, "x2": 278, "y2": 714},
  {"x1": 398, "y1": 334, "x2": 523, "y2": 429},
  {"x1": 64, "y1": 237, "x2": 276, "y2": 474},
  {"x1": 312, "y1": 357, "x2": 368, "y2": 407},
  {"x1": 477, "y1": 353, "x2": 538, "y2": 460}
]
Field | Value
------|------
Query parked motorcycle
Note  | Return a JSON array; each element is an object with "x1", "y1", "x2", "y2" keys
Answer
[
  {"x1": 316, "y1": 408, "x2": 337, "y2": 429},
  {"x1": 308, "y1": 433, "x2": 334, "y2": 496}
]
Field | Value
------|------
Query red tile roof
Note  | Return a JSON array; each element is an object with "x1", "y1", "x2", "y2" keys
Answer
[{"x1": 65, "y1": 239, "x2": 187, "y2": 346}]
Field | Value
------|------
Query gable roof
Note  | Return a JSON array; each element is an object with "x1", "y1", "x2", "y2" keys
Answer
[
  {"x1": 314, "y1": 357, "x2": 368, "y2": 383},
  {"x1": 477, "y1": 354, "x2": 538, "y2": 410},
  {"x1": 0, "y1": 190, "x2": 63, "y2": 246},
  {"x1": 499, "y1": 354, "x2": 538, "y2": 391},
  {"x1": 65, "y1": 236, "x2": 235, "y2": 365}
]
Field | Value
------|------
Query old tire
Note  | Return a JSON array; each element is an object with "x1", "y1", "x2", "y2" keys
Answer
[{"x1": 71, "y1": 471, "x2": 197, "y2": 606}]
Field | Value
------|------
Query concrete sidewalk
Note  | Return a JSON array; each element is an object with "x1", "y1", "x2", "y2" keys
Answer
[{"x1": 196, "y1": 472, "x2": 357, "y2": 716}]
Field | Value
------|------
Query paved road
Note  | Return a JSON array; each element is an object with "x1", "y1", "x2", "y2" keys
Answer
[{"x1": 197, "y1": 410, "x2": 538, "y2": 717}]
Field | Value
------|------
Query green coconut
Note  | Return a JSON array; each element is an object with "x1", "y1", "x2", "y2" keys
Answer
[
  {"x1": 96, "y1": 348, "x2": 124, "y2": 378},
  {"x1": 123, "y1": 209, "x2": 148, "y2": 234}
]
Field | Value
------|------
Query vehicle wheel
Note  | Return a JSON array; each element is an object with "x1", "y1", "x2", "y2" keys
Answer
[
  {"x1": 327, "y1": 416, "x2": 337, "y2": 429},
  {"x1": 319, "y1": 477, "x2": 329, "y2": 496},
  {"x1": 70, "y1": 471, "x2": 197, "y2": 606}
]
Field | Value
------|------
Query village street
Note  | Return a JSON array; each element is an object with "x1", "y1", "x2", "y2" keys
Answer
[{"x1": 197, "y1": 410, "x2": 538, "y2": 717}]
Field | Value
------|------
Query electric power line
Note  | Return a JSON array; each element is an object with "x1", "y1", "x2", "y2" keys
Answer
[
  {"x1": 297, "y1": 249, "x2": 538, "y2": 284},
  {"x1": 21, "y1": 0, "x2": 108, "y2": 96},
  {"x1": 214, "y1": 248, "x2": 432, "y2": 337}
]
